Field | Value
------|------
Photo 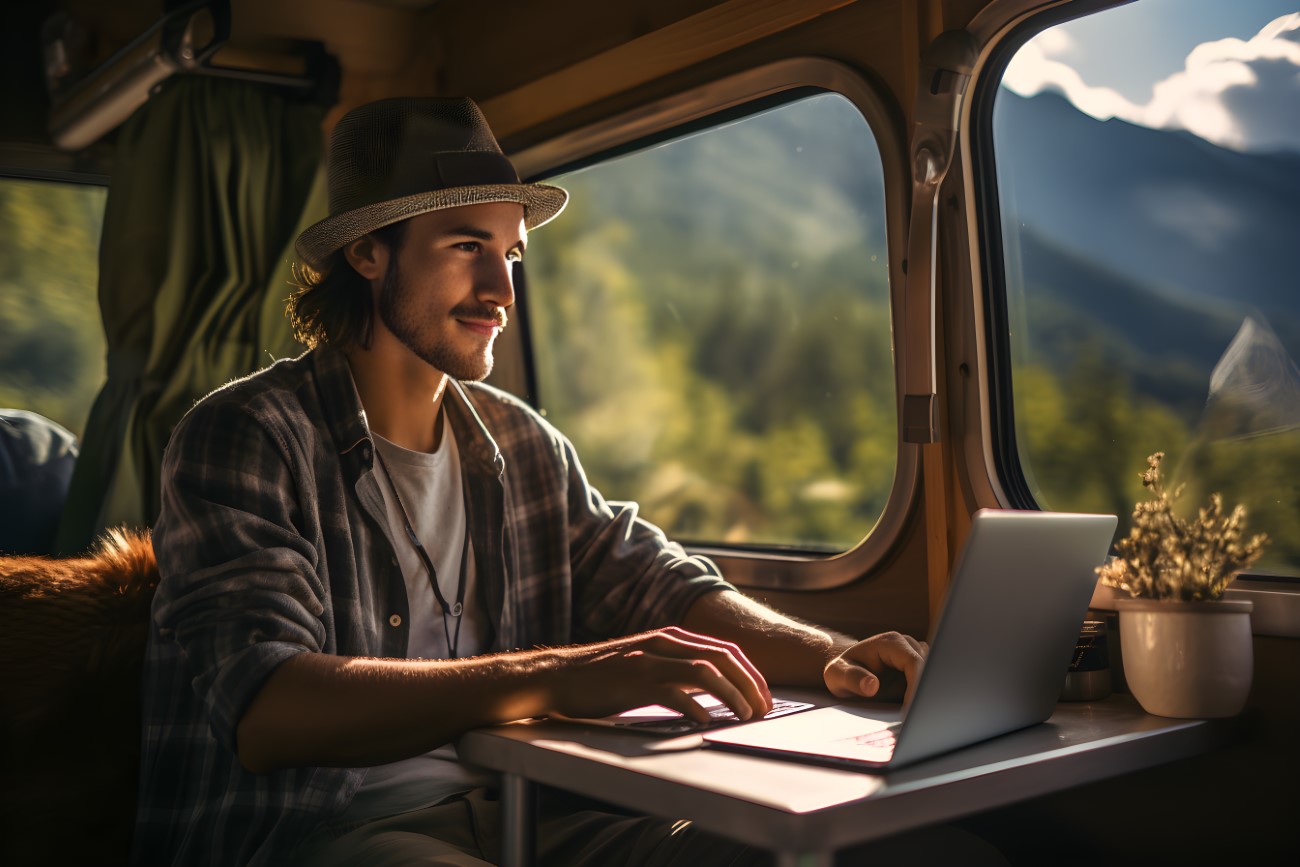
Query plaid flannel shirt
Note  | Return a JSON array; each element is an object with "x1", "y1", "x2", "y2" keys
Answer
[{"x1": 131, "y1": 347, "x2": 732, "y2": 866}]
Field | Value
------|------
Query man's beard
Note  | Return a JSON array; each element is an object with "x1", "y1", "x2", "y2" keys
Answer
[{"x1": 377, "y1": 258, "x2": 506, "y2": 382}]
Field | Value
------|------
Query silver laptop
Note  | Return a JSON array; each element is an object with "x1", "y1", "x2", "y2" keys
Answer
[{"x1": 701, "y1": 509, "x2": 1117, "y2": 769}]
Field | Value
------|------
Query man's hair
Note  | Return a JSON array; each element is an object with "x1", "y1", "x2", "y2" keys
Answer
[{"x1": 287, "y1": 221, "x2": 408, "y2": 350}]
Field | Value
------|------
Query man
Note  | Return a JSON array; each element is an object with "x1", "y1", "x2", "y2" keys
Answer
[{"x1": 132, "y1": 98, "x2": 928, "y2": 866}]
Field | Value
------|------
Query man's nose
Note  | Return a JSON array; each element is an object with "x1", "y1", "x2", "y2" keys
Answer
[{"x1": 476, "y1": 255, "x2": 516, "y2": 309}]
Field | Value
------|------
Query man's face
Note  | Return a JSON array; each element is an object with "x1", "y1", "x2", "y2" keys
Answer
[{"x1": 375, "y1": 202, "x2": 526, "y2": 381}]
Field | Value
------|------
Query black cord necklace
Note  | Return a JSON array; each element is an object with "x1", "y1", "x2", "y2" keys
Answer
[{"x1": 375, "y1": 448, "x2": 469, "y2": 658}]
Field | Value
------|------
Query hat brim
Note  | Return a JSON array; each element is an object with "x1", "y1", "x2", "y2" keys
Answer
[{"x1": 294, "y1": 182, "x2": 568, "y2": 268}]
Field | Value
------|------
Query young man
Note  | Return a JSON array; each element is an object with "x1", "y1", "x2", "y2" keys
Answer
[{"x1": 132, "y1": 98, "x2": 928, "y2": 866}]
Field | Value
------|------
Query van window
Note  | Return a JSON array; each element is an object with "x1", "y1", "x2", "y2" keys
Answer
[
  {"x1": 525, "y1": 92, "x2": 894, "y2": 552},
  {"x1": 989, "y1": 1, "x2": 1300, "y2": 575},
  {"x1": 0, "y1": 177, "x2": 107, "y2": 437}
]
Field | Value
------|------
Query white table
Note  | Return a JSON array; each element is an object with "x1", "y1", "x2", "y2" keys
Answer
[{"x1": 458, "y1": 692, "x2": 1221, "y2": 866}]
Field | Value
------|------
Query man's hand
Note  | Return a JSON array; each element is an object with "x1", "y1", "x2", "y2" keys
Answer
[
  {"x1": 823, "y1": 631, "x2": 928, "y2": 703},
  {"x1": 543, "y1": 627, "x2": 773, "y2": 725},
  {"x1": 237, "y1": 628, "x2": 772, "y2": 773}
]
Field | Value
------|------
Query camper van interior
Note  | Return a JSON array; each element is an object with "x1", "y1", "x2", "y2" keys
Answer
[{"x1": 2, "y1": 0, "x2": 1298, "y2": 864}]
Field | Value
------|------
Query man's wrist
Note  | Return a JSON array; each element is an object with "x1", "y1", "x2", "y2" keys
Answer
[{"x1": 823, "y1": 631, "x2": 859, "y2": 661}]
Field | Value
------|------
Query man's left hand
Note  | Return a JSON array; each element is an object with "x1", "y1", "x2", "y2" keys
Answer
[{"x1": 823, "y1": 632, "x2": 928, "y2": 703}]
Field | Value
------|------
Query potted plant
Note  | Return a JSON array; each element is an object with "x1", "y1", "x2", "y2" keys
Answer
[{"x1": 1097, "y1": 452, "x2": 1268, "y2": 718}]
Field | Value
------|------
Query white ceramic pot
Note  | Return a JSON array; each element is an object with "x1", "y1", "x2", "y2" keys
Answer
[{"x1": 1115, "y1": 597, "x2": 1254, "y2": 718}]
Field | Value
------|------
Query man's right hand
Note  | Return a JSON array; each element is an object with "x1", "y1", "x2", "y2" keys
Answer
[
  {"x1": 237, "y1": 627, "x2": 772, "y2": 773},
  {"x1": 540, "y1": 627, "x2": 773, "y2": 725}
]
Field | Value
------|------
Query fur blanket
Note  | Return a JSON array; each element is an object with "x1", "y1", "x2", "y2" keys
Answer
[{"x1": 0, "y1": 528, "x2": 158, "y2": 866}]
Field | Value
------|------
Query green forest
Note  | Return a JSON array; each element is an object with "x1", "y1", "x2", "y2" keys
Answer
[
  {"x1": 0, "y1": 178, "x2": 106, "y2": 438},
  {"x1": 526, "y1": 93, "x2": 1300, "y2": 573},
  {"x1": 2, "y1": 93, "x2": 1295, "y2": 574},
  {"x1": 527, "y1": 94, "x2": 896, "y2": 551}
]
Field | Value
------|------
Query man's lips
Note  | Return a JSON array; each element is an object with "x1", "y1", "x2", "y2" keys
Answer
[
  {"x1": 452, "y1": 306, "x2": 507, "y2": 336},
  {"x1": 457, "y1": 319, "x2": 502, "y2": 336}
]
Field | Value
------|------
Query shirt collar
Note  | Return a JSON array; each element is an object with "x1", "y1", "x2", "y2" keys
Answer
[
  {"x1": 312, "y1": 345, "x2": 370, "y2": 458},
  {"x1": 444, "y1": 379, "x2": 505, "y2": 480},
  {"x1": 311, "y1": 345, "x2": 503, "y2": 479}
]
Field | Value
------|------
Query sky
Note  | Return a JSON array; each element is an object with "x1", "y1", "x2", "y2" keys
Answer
[{"x1": 1002, "y1": 0, "x2": 1300, "y2": 153}]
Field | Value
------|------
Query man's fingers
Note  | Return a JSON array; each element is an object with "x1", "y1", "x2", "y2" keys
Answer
[
  {"x1": 825, "y1": 659, "x2": 880, "y2": 699},
  {"x1": 823, "y1": 632, "x2": 927, "y2": 702},
  {"x1": 634, "y1": 630, "x2": 771, "y2": 716},
  {"x1": 551, "y1": 627, "x2": 771, "y2": 723},
  {"x1": 645, "y1": 687, "x2": 716, "y2": 725},
  {"x1": 646, "y1": 628, "x2": 769, "y2": 692},
  {"x1": 643, "y1": 656, "x2": 755, "y2": 721},
  {"x1": 846, "y1": 632, "x2": 926, "y2": 678}
]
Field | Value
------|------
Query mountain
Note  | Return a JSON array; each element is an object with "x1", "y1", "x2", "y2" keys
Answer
[
  {"x1": 554, "y1": 92, "x2": 891, "y2": 280},
  {"x1": 992, "y1": 90, "x2": 1300, "y2": 407},
  {"x1": 993, "y1": 90, "x2": 1300, "y2": 326},
  {"x1": 541, "y1": 86, "x2": 1298, "y2": 416},
  {"x1": 1012, "y1": 229, "x2": 1243, "y2": 415}
]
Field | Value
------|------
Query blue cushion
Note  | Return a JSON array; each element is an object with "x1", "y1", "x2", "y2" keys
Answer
[{"x1": 0, "y1": 410, "x2": 79, "y2": 555}]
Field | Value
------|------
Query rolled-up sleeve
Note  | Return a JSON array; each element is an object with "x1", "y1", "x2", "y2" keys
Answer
[
  {"x1": 151, "y1": 398, "x2": 326, "y2": 754},
  {"x1": 561, "y1": 434, "x2": 735, "y2": 639}
]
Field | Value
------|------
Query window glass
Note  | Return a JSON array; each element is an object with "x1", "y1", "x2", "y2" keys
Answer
[
  {"x1": 0, "y1": 178, "x2": 107, "y2": 437},
  {"x1": 526, "y1": 93, "x2": 895, "y2": 551},
  {"x1": 994, "y1": 1, "x2": 1300, "y2": 574}
]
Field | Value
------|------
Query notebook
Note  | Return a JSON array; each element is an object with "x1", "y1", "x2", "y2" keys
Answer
[{"x1": 702, "y1": 509, "x2": 1117, "y2": 769}]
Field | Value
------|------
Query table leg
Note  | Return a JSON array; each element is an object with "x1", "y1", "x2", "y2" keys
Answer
[
  {"x1": 775, "y1": 852, "x2": 834, "y2": 867},
  {"x1": 500, "y1": 772, "x2": 537, "y2": 867}
]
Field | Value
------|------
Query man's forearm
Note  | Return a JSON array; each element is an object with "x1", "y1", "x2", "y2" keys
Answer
[
  {"x1": 681, "y1": 589, "x2": 855, "y2": 687},
  {"x1": 236, "y1": 649, "x2": 566, "y2": 773},
  {"x1": 236, "y1": 624, "x2": 776, "y2": 774}
]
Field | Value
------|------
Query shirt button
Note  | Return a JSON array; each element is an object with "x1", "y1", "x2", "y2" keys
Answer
[
  {"x1": 362, "y1": 445, "x2": 373, "y2": 461},
  {"x1": 389, "y1": 614, "x2": 402, "y2": 627}
]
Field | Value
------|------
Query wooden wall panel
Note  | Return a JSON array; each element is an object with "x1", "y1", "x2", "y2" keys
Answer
[
  {"x1": 475, "y1": 0, "x2": 857, "y2": 141},
  {"x1": 420, "y1": 0, "x2": 730, "y2": 101}
]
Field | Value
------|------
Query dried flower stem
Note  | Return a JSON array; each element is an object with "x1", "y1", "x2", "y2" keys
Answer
[{"x1": 1097, "y1": 452, "x2": 1269, "y2": 601}]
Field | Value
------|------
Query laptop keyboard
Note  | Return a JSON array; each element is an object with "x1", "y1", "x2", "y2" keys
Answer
[
  {"x1": 624, "y1": 697, "x2": 814, "y2": 731},
  {"x1": 707, "y1": 697, "x2": 813, "y2": 723},
  {"x1": 844, "y1": 724, "x2": 900, "y2": 748}
]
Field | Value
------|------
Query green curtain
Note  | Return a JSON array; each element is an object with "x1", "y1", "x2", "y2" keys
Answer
[{"x1": 55, "y1": 76, "x2": 327, "y2": 553}]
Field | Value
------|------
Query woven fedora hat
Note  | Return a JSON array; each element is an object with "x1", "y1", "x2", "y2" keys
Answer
[{"x1": 295, "y1": 97, "x2": 568, "y2": 268}]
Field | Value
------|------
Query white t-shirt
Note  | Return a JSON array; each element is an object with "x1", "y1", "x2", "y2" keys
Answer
[{"x1": 342, "y1": 413, "x2": 495, "y2": 822}]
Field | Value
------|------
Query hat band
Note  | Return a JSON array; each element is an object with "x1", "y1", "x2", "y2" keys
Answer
[{"x1": 368, "y1": 151, "x2": 522, "y2": 208}]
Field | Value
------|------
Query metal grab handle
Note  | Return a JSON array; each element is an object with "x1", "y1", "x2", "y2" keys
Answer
[{"x1": 902, "y1": 30, "x2": 977, "y2": 443}]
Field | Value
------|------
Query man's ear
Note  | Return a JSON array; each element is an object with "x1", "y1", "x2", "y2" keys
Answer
[{"x1": 342, "y1": 234, "x2": 388, "y2": 282}]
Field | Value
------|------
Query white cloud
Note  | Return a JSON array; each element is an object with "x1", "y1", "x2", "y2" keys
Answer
[
  {"x1": 1002, "y1": 40, "x2": 1142, "y2": 122},
  {"x1": 1005, "y1": 13, "x2": 1300, "y2": 154},
  {"x1": 1029, "y1": 27, "x2": 1076, "y2": 59}
]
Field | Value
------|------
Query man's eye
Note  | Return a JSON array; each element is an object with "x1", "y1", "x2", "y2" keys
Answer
[
  {"x1": 455, "y1": 241, "x2": 481, "y2": 253},
  {"x1": 507, "y1": 250, "x2": 524, "y2": 263}
]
